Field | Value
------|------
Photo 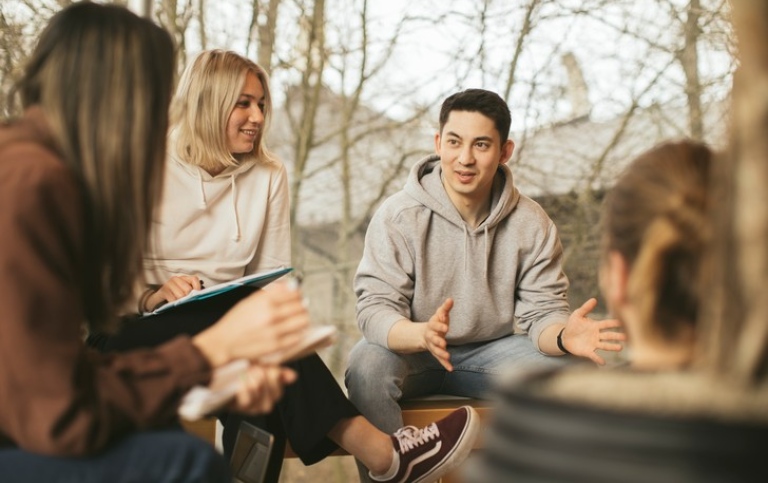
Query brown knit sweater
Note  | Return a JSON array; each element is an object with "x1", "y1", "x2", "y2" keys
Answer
[{"x1": 0, "y1": 107, "x2": 213, "y2": 456}]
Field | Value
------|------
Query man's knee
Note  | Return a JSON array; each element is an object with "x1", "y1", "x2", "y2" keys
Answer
[{"x1": 345, "y1": 340, "x2": 404, "y2": 399}]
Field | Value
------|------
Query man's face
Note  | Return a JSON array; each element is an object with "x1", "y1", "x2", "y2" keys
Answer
[{"x1": 435, "y1": 110, "x2": 514, "y2": 206}]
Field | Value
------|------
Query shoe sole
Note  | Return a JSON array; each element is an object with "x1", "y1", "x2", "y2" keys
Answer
[{"x1": 413, "y1": 406, "x2": 481, "y2": 483}]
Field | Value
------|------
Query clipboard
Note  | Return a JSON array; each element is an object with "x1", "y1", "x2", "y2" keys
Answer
[{"x1": 146, "y1": 267, "x2": 293, "y2": 316}]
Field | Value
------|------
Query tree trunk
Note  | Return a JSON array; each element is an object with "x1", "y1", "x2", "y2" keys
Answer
[
  {"x1": 680, "y1": 0, "x2": 703, "y2": 139},
  {"x1": 503, "y1": 0, "x2": 540, "y2": 101},
  {"x1": 701, "y1": 0, "x2": 768, "y2": 384},
  {"x1": 198, "y1": 0, "x2": 206, "y2": 50},
  {"x1": 289, "y1": 0, "x2": 326, "y2": 252},
  {"x1": 258, "y1": 0, "x2": 280, "y2": 71}
]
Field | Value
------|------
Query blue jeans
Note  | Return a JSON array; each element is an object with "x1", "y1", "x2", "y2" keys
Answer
[
  {"x1": 345, "y1": 334, "x2": 574, "y2": 433},
  {"x1": 0, "y1": 429, "x2": 231, "y2": 483},
  {"x1": 345, "y1": 334, "x2": 575, "y2": 482}
]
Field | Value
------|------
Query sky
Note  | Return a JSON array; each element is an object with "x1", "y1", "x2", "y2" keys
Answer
[{"x1": 118, "y1": 0, "x2": 734, "y2": 133}]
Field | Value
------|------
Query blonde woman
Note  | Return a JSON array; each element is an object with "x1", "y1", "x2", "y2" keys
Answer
[{"x1": 91, "y1": 49, "x2": 480, "y2": 483}]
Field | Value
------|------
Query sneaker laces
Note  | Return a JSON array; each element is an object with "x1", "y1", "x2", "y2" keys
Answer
[{"x1": 393, "y1": 423, "x2": 440, "y2": 453}]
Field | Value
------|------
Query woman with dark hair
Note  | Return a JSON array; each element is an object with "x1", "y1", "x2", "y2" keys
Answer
[{"x1": 0, "y1": 3, "x2": 310, "y2": 481}]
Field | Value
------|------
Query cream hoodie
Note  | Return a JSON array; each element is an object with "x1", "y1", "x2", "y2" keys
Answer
[{"x1": 143, "y1": 150, "x2": 291, "y2": 288}]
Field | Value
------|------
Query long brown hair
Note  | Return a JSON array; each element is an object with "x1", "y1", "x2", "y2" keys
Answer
[
  {"x1": 601, "y1": 140, "x2": 712, "y2": 342},
  {"x1": 15, "y1": 2, "x2": 176, "y2": 331}
]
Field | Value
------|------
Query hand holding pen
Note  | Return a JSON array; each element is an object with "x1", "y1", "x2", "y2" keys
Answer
[{"x1": 141, "y1": 274, "x2": 204, "y2": 312}]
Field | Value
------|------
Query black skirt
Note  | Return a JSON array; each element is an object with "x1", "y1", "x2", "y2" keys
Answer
[{"x1": 87, "y1": 286, "x2": 360, "y2": 483}]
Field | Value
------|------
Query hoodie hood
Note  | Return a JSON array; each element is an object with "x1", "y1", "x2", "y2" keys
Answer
[
  {"x1": 171, "y1": 152, "x2": 257, "y2": 242},
  {"x1": 403, "y1": 154, "x2": 520, "y2": 232},
  {"x1": 403, "y1": 154, "x2": 521, "y2": 274}
]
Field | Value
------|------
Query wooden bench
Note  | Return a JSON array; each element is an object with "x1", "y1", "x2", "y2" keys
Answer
[{"x1": 181, "y1": 397, "x2": 492, "y2": 483}]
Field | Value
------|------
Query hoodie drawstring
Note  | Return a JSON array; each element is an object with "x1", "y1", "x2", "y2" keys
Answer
[
  {"x1": 195, "y1": 167, "x2": 241, "y2": 242},
  {"x1": 231, "y1": 175, "x2": 241, "y2": 241},
  {"x1": 483, "y1": 225, "x2": 489, "y2": 277},
  {"x1": 197, "y1": 169, "x2": 207, "y2": 209},
  {"x1": 462, "y1": 224, "x2": 490, "y2": 276},
  {"x1": 462, "y1": 225, "x2": 468, "y2": 273}
]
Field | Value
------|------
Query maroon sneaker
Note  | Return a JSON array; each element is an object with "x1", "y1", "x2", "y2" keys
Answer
[{"x1": 371, "y1": 405, "x2": 481, "y2": 483}]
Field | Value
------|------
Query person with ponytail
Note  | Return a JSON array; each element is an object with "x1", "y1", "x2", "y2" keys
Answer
[
  {"x1": 598, "y1": 140, "x2": 711, "y2": 369},
  {"x1": 461, "y1": 140, "x2": 768, "y2": 483}
]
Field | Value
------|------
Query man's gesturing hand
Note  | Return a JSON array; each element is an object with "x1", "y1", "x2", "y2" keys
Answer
[
  {"x1": 424, "y1": 298, "x2": 454, "y2": 371},
  {"x1": 561, "y1": 297, "x2": 625, "y2": 365}
]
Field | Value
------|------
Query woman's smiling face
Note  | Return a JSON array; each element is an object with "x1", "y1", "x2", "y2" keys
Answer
[{"x1": 226, "y1": 71, "x2": 265, "y2": 155}]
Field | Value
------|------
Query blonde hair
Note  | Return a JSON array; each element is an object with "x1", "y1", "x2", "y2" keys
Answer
[
  {"x1": 601, "y1": 140, "x2": 712, "y2": 343},
  {"x1": 171, "y1": 49, "x2": 277, "y2": 171},
  {"x1": 16, "y1": 2, "x2": 175, "y2": 332}
]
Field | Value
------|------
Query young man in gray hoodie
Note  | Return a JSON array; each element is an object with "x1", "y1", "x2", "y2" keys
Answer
[{"x1": 346, "y1": 89, "x2": 625, "y2": 479}]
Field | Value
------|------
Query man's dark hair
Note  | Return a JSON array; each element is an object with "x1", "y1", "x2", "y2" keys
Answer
[{"x1": 439, "y1": 89, "x2": 511, "y2": 144}]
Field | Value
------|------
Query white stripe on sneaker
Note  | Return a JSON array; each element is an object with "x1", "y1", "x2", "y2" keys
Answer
[{"x1": 397, "y1": 442, "x2": 442, "y2": 483}]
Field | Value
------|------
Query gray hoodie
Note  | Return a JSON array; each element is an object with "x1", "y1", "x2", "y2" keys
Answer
[{"x1": 354, "y1": 154, "x2": 571, "y2": 351}]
